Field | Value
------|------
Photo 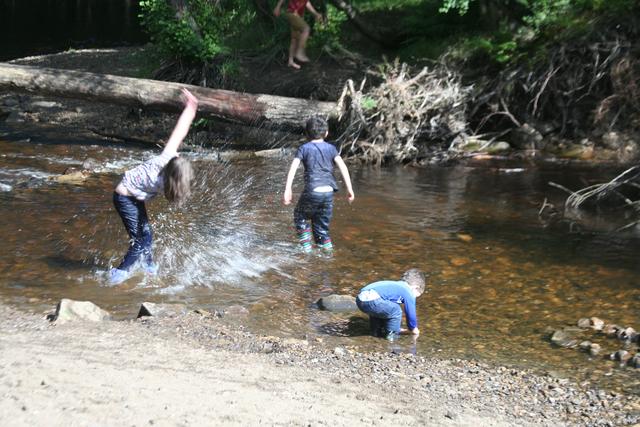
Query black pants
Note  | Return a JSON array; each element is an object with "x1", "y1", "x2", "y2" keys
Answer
[
  {"x1": 293, "y1": 191, "x2": 333, "y2": 245},
  {"x1": 113, "y1": 192, "x2": 153, "y2": 271}
]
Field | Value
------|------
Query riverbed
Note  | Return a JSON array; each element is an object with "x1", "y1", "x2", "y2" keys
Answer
[{"x1": 0, "y1": 134, "x2": 639, "y2": 394}]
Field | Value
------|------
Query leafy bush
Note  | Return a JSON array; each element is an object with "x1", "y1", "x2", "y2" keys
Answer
[
  {"x1": 309, "y1": 4, "x2": 348, "y2": 51},
  {"x1": 139, "y1": 0, "x2": 255, "y2": 62}
]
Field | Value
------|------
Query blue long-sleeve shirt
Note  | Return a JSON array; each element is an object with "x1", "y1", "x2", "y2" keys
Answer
[{"x1": 360, "y1": 280, "x2": 418, "y2": 329}]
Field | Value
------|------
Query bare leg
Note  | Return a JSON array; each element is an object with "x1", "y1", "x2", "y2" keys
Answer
[
  {"x1": 295, "y1": 26, "x2": 311, "y2": 63},
  {"x1": 288, "y1": 31, "x2": 301, "y2": 69}
]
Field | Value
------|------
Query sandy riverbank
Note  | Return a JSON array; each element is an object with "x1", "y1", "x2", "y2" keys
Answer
[{"x1": 1, "y1": 304, "x2": 638, "y2": 426}]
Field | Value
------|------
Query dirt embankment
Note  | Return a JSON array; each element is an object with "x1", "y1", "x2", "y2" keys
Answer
[{"x1": 1, "y1": 304, "x2": 639, "y2": 426}]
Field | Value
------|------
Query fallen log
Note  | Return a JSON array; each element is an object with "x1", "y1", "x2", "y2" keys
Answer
[{"x1": 0, "y1": 63, "x2": 339, "y2": 129}]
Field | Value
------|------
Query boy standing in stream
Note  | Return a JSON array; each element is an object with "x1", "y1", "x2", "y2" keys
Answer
[{"x1": 283, "y1": 116, "x2": 354, "y2": 252}]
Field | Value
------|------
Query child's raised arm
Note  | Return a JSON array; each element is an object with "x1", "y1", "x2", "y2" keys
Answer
[
  {"x1": 334, "y1": 155, "x2": 355, "y2": 202},
  {"x1": 283, "y1": 158, "x2": 301, "y2": 205},
  {"x1": 305, "y1": 1, "x2": 324, "y2": 22},
  {"x1": 273, "y1": 0, "x2": 285, "y2": 17},
  {"x1": 163, "y1": 88, "x2": 199, "y2": 156}
]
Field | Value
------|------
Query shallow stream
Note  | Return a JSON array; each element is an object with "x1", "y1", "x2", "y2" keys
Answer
[{"x1": 1, "y1": 135, "x2": 639, "y2": 394}]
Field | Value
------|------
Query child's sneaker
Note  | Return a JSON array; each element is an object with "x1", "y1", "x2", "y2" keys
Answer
[{"x1": 108, "y1": 268, "x2": 131, "y2": 285}]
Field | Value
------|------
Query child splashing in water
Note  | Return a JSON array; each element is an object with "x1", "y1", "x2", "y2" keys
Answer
[{"x1": 109, "y1": 88, "x2": 198, "y2": 285}]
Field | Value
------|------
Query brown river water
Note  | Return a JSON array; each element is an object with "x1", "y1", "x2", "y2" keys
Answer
[{"x1": 1, "y1": 135, "x2": 639, "y2": 394}]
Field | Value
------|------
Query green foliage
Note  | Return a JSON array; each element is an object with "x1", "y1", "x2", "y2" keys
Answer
[
  {"x1": 434, "y1": 0, "x2": 638, "y2": 65},
  {"x1": 361, "y1": 97, "x2": 377, "y2": 111},
  {"x1": 139, "y1": 0, "x2": 256, "y2": 62},
  {"x1": 309, "y1": 5, "x2": 348, "y2": 51},
  {"x1": 439, "y1": 0, "x2": 472, "y2": 14}
]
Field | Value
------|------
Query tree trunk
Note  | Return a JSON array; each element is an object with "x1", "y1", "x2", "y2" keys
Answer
[{"x1": 0, "y1": 63, "x2": 339, "y2": 129}]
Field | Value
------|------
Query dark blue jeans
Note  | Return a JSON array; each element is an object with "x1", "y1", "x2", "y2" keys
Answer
[
  {"x1": 294, "y1": 191, "x2": 333, "y2": 244},
  {"x1": 356, "y1": 297, "x2": 403, "y2": 336},
  {"x1": 113, "y1": 192, "x2": 153, "y2": 271}
]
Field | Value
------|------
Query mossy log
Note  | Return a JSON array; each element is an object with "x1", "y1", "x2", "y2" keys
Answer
[{"x1": 0, "y1": 63, "x2": 339, "y2": 129}]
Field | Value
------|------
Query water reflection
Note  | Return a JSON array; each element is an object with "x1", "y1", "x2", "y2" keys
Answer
[{"x1": 0, "y1": 137, "x2": 639, "y2": 393}]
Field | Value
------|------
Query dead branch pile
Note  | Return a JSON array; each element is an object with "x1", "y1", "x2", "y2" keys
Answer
[
  {"x1": 336, "y1": 60, "x2": 472, "y2": 164},
  {"x1": 469, "y1": 15, "x2": 640, "y2": 141}
]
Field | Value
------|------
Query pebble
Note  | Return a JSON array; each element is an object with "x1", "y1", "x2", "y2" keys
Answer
[
  {"x1": 579, "y1": 341, "x2": 592, "y2": 351},
  {"x1": 609, "y1": 350, "x2": 632, "y2": 364},
  {"x1": 602, "y1": 324, "x2": 620, "y2": 337},
  {"x1": 589, "y1": 344, "x2": 601, "y2": 357},
  {"x1": 616, "y1": 327, "x2": 636, "y2": 342},
  {"x1": 577, "y1": 318, "x2": 591, "y2": 328},
  {"x1": 589, "y1": 317, "x2": 605, "y2": 331}
]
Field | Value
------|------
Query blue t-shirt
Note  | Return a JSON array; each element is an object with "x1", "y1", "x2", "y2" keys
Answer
[
  {"x1": 295, "y1": 141, "x2": 339, "y2": 193},
  {"x1": 360, "y1": 280, "x2": 418, "y2": 329}
]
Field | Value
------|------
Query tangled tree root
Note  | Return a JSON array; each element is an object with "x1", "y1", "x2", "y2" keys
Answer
[
  {"x1": 336, "y1": 60, "x2": 472, "y2": 164},
  {"x1": 469, "y1": 16, "x2": 640, "y2": 142}
]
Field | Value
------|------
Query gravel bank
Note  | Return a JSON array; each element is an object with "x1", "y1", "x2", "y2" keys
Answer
[{"x1": 1, "y1": 304, "x2": 638, "y2": 426}]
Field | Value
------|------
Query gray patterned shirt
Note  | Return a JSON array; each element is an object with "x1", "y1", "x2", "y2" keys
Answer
[{"x1": 121, "y1": 152, "x2": 175, "y2": 201}]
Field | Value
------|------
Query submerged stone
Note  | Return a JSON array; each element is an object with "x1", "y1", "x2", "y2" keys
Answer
[
  {"x1": 53, "y1": 170, "x2": 90, "y2": 184},
  {"x1": 51, "y1": 299, "x2": 111, "y2": 324},
  {"x1": 577, "y1": 318, "x2": 591, "y2": 328},
  {"x1": 616, "y1": 327, "x2": 637, "y2": 342},
  {"x1": 579, "y1": 341, "x2": 592, "y2": 351},
  {"x1": 589, "y1": 317, "x2": 605, "y2": 331},
  {"x1": 602, "y1": 324, "x2": 621, "y2": 338},
  {"x1": 550, "y1": 328, "x2": 581, "y2": 348},
  {"x1": 589, "y1": 343, "x2": 601, "y2": 357},
  {"x1": 316, "y1": 294, "x2": 357, "y2": 312},
  {"x1": 610, "y1": 350, "x2": 632, "y2": 364}
]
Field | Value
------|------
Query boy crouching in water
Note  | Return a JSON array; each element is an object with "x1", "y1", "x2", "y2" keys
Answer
[
  {"x1": 356, "y1": 269, "x2": 426, "y2": 341},
  {"x1": 283, "y1": 116, "x2": 354, "y2": 252}
]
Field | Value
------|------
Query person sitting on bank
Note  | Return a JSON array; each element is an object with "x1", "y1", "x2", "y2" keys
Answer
[
  {"x1": 355, "y1": 269, "x2": 427, "y2": 341},
  {"x1": 273, "y1": 0, "x2": 324, "y2": 69}
]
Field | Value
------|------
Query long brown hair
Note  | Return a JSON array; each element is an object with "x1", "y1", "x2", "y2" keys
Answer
[{"x1": 163, "y1": 156, "x2": 194, "y2": 206}]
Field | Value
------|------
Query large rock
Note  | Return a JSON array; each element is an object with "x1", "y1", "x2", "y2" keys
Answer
[
  {"x1": 485, "y1": 141, "x2": 511, "y2": 154},
  {"x1": 316, "y1": 294, "x2": 357, "y2": 312},
  {"x1": 51, "y1": 299, "x2": 111, "y2": 324},
  {"x1": 54, "y1": 170, "x2": 90, "y2": 184},
  {"x1": 511, "y1": 124, "x2": 544, "y2": 150},
  {"x1": 137, "y1": 302, "x2": 187, "y2": 319},
  {"x1": 550, "y1": 328, "x2": 581, "y2": 348},
  {"x1": 602, "y1": 131, "x2": 624, "y2": 150}
]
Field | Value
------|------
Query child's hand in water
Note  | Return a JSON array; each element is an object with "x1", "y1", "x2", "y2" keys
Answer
[{"x1": 181, "y1": 88, "x2": 198, "y2": 110}]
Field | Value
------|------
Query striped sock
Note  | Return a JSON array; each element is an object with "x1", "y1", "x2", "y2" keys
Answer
[
  {"x1": 318, "y1": 239, "x2": 333, "y2": 252},
  {"x1": 297, "y1": 229, "x2": 313, "y2": 252}
]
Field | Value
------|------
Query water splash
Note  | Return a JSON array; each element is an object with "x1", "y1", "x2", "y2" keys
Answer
[{"x1": 106, "y1": 156, "x2": 298, "y2": 291}]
